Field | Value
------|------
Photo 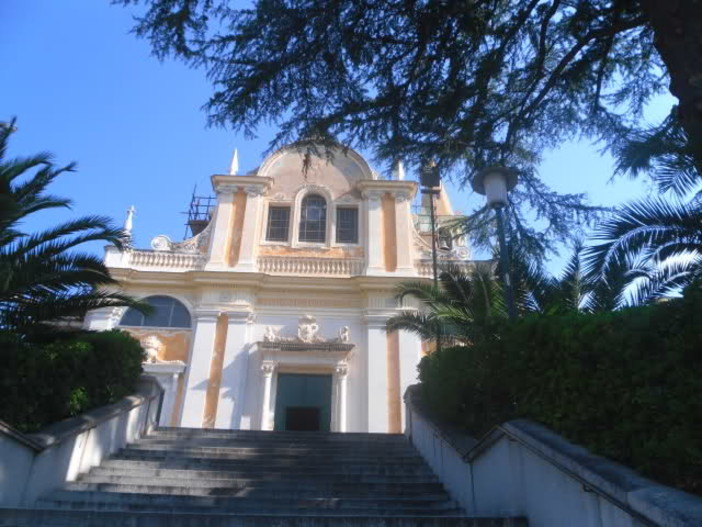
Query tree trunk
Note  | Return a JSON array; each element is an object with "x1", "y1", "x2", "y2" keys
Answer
[{"x1": 639, "y1": 0, "x2": 702, "y2": 168}]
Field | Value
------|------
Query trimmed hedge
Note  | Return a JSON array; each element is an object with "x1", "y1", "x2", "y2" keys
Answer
[
  {"x1": 419, "y1": 283, "x2": 702, "y2": 495},
  {"x1": 0, "y1": 330, "x2": 144, "y2": 433}
]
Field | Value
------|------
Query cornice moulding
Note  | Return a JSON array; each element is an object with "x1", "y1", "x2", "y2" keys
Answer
[
  {"x1": 210, "y1": 174, "x2": 274, "y2": 194},
  {"x1": 356, "y1": 179, "x2": 418, "y2": 198}
]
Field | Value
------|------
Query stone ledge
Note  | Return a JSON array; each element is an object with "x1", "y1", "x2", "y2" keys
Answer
[
  {"x1": 405, "y1": 385, "x2": 702, "y2": 527},
  {"x1": 500, "y1": 419, "x2": 702, "y2": 527},
  {"x1": 25, "y1": 376, "x2": 162, "y2": 450},
  {"x1": 258, "y1": 341, "x2": 355, "y2": 353}
]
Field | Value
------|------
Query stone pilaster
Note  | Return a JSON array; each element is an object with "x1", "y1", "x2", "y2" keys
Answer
[
  {"x1": 180, "y1": 310, "x2": 220, "y2": 427},
  {"x1": 214, "y1": 311, "x2": 253, "y2": 429}
]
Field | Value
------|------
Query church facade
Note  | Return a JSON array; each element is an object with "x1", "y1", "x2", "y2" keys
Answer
[{"x1": 84, "y1": 145, "x2": 471, "y2": 433}]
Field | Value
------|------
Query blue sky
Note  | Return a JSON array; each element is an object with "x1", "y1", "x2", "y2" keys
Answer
[{"x1": 1, "y1": 1, "x2": 674, "y2": 273}]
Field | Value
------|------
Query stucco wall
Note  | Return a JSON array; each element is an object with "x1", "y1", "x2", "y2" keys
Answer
[{"x1": 0, "y1": 377, "x2": 162, "y2": 507}]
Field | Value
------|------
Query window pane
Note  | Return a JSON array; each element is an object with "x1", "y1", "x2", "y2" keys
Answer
[
  {"x1": 266, "y1": 206, "x2": 290, "y2": 242},
  {"x1": 336, "y1": 207, "x2": 358, "y2": 244},
  {"x1": 119, "y1": 295, "x2": 191, "y2": 328},
  {"x1": 170, "y1": 302, "x2": 192, "y2": 327},
  {"x1": 299, "y1": 195, "x2": 326, "y2": 243},
  {"x1": 120, "y1": 308, "x2": 144, "y2": 326},
  {"x1": 143, "y1": 296, "x2": 172, "y2": 327}
]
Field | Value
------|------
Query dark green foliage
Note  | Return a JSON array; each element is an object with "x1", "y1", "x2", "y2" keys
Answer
[
  {"x1": 419, "y1": 282, "x2": 702, "y2": 494},
  {"x1": 0, "y1": 330, "x2": 144, "y2": 432}
]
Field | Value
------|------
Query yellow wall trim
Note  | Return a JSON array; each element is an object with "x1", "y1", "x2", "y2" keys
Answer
[
  {"x1": 202, "y1": 314, "x2": 229, "y2": 428},
  {"x1": 228, "y1": 190, "x2": 247, "y2": 267},
  {"x1": 382, "y1": 193, "x2": 397, "y2": 272},
  {"x1": 387, "y1": 330, "x2": 401, "y2": 433}
]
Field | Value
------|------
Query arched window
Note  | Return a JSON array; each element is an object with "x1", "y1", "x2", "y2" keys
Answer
[
  {"x1": 299, "y1": 194, "x2": 327, "y2": 243},
  {"x1": 120, "y1": 295, "x2": 191, "y2": 328}
]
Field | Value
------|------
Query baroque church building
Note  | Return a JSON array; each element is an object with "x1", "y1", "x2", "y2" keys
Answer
[{"x1": 84, "y1": 145, "x2": 471, "y2": 434}]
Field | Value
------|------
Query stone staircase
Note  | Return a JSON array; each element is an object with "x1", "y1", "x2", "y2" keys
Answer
[{"x1": 0, "y1": 427, "x2": 527, "y2": 526}]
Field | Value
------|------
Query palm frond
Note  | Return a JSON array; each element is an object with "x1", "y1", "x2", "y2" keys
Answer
[{"x1": 587, "y1": 197, "x2": 702, "y2": 278}]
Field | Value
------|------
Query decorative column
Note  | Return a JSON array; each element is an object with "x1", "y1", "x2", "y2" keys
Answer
[
  {"x1": 363, "y1": 190, "x2": 385, "y2": 275},
  {"x1": 364, "y1": 313, "x2": 390, "y2": 432},
  {"x1": 335, "y1": 363, "x2": 349, "y2": 433},
  {"x1": 397, "y1": 330, "x2": 422, "y2": 430},
  {"x1": 260, "y1": 361, "x2": 277, "y2": 430},
  {"x1": 206, "y1": 183, "x2": 237, "y2": 269},
  {"x1": 235, "y1": 185, "x2": 265, "y2": 272},
  {"x1": 180, "y1": 310, "x2": 220, "y2": 427},
  {"x1": 142, "y1": 362, "x2": 186, "y2": 426},
  {"x1": 214, "y1": 311, "x2": 252, "y2": 429},
  {"x1": 394, "y1": 190, "x2": 416, "y2": 275}
]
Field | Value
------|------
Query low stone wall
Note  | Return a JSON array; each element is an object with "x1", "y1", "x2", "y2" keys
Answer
[
  {"x1": 404, "y1": 386, "x2": 702, "y2": 527},
  {"x1": 0, "y1": 376, "x2": 162, "y2": 507}
]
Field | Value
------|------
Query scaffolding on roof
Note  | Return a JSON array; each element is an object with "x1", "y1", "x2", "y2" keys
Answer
[{"x1": 182, "y1": 187, "x2": 216, "y2": 238}]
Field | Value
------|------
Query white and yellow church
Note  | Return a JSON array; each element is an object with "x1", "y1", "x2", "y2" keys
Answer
[{"x1": 84, "y1": 144, "x2": 471, "y2": 434}]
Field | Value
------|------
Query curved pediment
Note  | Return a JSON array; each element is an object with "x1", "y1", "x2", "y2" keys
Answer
[{"x1": 256, "y1": 144, "x2": 375, "y2": 201}]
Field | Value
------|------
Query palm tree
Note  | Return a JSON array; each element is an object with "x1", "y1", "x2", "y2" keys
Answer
[
  {"x1": 586, "y1": 116, "x2": 702, "y2": 306},
  {"x1": 0, "y1": 119, "x2": 146, "y2": 339},
  {"x1": 386, "y1": 262, "x2": 505, "y2": 346},
  {"x1": 586, "y1": 198, "x2": 702, "y2": 306},
  {"x1": 386, "y1": 242, "x2": 634, "y2": 346}
]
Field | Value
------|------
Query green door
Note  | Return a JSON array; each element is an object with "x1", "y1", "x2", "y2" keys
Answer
[{"x1": 274, "y1": 373, "x2": 332, "y2": 432}]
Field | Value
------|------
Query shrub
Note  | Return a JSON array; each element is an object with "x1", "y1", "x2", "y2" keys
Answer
[
  {"x1": 418, "y1": 283, "x2": 702, "y2": 495},
  {"x1": 0, "y1": 330, "x2": 144, "y2": 433}
]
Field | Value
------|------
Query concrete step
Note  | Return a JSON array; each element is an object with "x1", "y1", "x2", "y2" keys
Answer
[
  {"x1": 107, "y1": 455, "x2": 435, "y2": 476},
  {"x1": 124, "y1": 442, "x2": 421, "y2": 458},
  {"x1": 0, "y1": 508, "x2": 529, "y2": 527},
  {"x1": 39, "y1": 490, "x2": 460, "y2": 514},
  {"x1": 90, "y1": 463, "x2": 440, "y2": 484},
  {"x1": 65, "y1": 480, "x2": 448, "y2": 500},
  {"x1": 118, "y1": 445, "x2": 425, "y2": 465},
  {"x1": 133, "y1": 439, "x2": 420, "y2": 457},
  {"x1": 77, "y1": 474, "x2": 445, "y2": 495},
  {"x1": 152, "y1": 428, "x2": 408, "y2": 443}
]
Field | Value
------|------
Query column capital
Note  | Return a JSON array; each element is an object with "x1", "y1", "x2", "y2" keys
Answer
[
  {"x1": 194, "y1": 309, "x2": 221, "y2": 322},
  {"x1": 393, "y1": 190, "x2": 412, "y2": 203},
  {"x1": 210, "y1": 174, "x2": 273, "y2": 196},
  {"x1": 363, "y1": 311, "x2": 394, "y2": 328},
  {"x1": 225, "y1": 310, "x2": 253, "y2": 324},
  {"x1": 243, "y1": 185, "x2": 265, "y2": 197},
  {"x1": 215, "y1": 184, "x2": 239, "y2": 198},
  {"x1": 361, "y1": 189, "x2": 384, "y2": 202},
  {"x1": 335, "y1": 362, "x2": 349, "y2": 377},
  {"x1": 261, "y1": 360, "x2": 277, "y2": 376}
]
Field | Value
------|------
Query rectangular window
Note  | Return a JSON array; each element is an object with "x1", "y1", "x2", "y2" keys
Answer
[
  {"x1": 336, "y1": 207, "x2": 358, "y2": 244},
  {"x1": 266, "y1": 206, "x2": 290, "y2": 242}
]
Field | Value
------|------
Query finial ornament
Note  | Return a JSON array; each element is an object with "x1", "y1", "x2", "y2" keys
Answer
[
  {"x1": 392, "y1": 159, "x2": 406, "y2": 181},
  {"x1": 229, "y1": 148, "x2": 239, "y2": 175},
  {"x1": 123, "y1": 205, "x2": 136, "y2": 239}
]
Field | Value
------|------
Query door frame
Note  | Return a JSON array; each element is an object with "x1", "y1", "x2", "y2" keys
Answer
[{"x1": 259, "y1": 350, "x2": 351, "y2": 432}]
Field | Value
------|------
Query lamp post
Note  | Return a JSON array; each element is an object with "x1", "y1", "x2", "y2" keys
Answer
[
  {"x1": 471, "y1": 167, "x2": 518, "y2": 321},
  {"x1": 420, "y1": 161, "x2": 441, "y2": 287}
]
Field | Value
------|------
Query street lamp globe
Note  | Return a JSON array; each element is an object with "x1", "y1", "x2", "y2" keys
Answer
[{"x1": 471, "y1": 166, "x2": 518, "y2": 209}]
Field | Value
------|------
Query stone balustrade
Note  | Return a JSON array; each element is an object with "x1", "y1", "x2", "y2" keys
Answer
[
  {"x1": 128, "y1": 250, "x2": 206, "y2": 271},
  {"x1": 257, "y1": 256, "x2": 365, "y2": 276},
  {"x1": 415, "y1": 259, "x2": 474, "y2": 277}
]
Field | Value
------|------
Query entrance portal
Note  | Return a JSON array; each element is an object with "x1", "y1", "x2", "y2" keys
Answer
[{"x1": 274, "y1": 373, "x2": 332, "y2": 432}]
